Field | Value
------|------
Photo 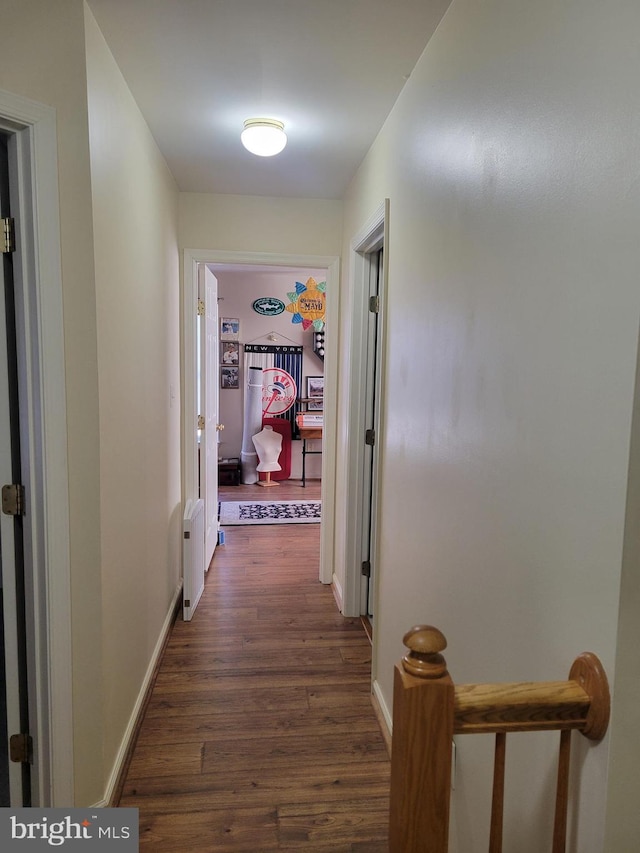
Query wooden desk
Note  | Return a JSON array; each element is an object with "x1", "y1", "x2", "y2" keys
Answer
[{"x1": 297, "y1": 418, "x2": 323, "y2": 487}]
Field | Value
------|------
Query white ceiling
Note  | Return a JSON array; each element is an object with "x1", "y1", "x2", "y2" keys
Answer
[{"x1": 86, "y1": 0, "x2": 451, "y2": 199}]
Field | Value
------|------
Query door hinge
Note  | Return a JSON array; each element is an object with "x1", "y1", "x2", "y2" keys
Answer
[
  {"x1": 2, "y1": 484, "x2": 25, "y2": 516},
  {"x1": 1, "y1": 217, "x2": 15, "y2": 254},
  {"x1": 369, "y1": 295, "x2": 379, "y2": 314},
  {"x1": 197, "y1": 415, "x2": 205, "y2": 430},
  {"x1": 9, "y1": 733, "x2": 33, "y2": 764},
  {"x1": 365, "y1": 429, "x2": 375, "y2": 447},
  {"x1": 361, "y1": 560, "x2": 371, "y2": 578},
  {"x1": 197, "y1": 299, "x2": 205, "y2": 316}
]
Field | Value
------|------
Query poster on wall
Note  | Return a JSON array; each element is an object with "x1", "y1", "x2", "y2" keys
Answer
[
  {"x1": 221, "y1": 340, "x2": 240, "y2": 364},
  {"x1": 220, "y1": 317, "x2": 240, "y2": 340},
  {"x1": 305, "y1": 376, "x2": 324, "y2": 411},
  {"x1": 221, "y1": 366, "x2": 239, "y2": 389}
]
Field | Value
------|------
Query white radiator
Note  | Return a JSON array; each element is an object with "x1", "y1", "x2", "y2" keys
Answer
[{"x1": 182, "y1": 498, "x2": 205, "y2": 621}]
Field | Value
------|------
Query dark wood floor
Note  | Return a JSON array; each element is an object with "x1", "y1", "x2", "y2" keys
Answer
[{"x1": 118, "y1": 480, "x2": 391, "y2": 851}]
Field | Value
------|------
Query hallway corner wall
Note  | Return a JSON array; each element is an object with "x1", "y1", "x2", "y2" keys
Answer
[
  {"x1": 337, "y1": 0, "x2": 640, "y2": 849},
  {"x1": 84, "y1": 3, "x2": 181, "y2": 799},
  {"x1": 0, "y1": 0, "x2": 104, "y2": 806}
]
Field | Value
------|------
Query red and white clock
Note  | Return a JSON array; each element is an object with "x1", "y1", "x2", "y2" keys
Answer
[{"x1": 261, "y1": 368, "x2": 297, "y2": 416}]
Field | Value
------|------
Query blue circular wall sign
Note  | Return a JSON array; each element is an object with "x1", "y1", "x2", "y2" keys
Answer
[{"x1": 252, "y1": 297, "x2": 285, "y2": 316}]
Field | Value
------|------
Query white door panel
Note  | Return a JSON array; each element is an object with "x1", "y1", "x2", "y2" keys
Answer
[
  {"x1": 184, "y1": 265, "x2": 219, "y2": 621},
  {"x1": 201, "y1": 266, "x2": 219, "y2": 570}
]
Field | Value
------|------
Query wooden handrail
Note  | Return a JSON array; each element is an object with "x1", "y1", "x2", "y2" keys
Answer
[{"x1": 389, "y1": 626, "x2": 610, "y2": 853}]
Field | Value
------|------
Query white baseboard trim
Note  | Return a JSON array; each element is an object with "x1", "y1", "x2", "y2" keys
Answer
[
  {"x1": 101, "y1": 581, "x2": 183, "y2": 805},
  {"x1": 372, "y1": 677, "x2": 393, "y2": 740},
  {"x1": 332, "y1": 574, "x2": 344, "y2": 612}
]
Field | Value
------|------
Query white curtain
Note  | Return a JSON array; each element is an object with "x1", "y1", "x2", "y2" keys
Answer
[{"x1": 243, "y1": 350, "x2": 274, "y2": 413}]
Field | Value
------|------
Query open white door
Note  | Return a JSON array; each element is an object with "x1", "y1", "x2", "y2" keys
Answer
[
  {"x1": 183, "y1": 265, "x2": 219, "y2": 621},
  {"x1": 199, "y1": 265, "x2": 220, "y2": 570}
]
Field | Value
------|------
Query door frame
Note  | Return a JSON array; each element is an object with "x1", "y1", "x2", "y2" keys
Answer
[
  {"x1": 0, "y1": 90, "x2": 73, "y2": 805},
  {"x1": 361, "y1": 247, "x2": 384, "y2": 618},
  {"x1": 341, "y1": 201, "x2": 389, "y2": 643},
  {"x1": 0, "y1": 130, "x2": 26, "y2": 805},
  {"x1": 182, "y1": 249, "x2": 340, "y2": 585}
]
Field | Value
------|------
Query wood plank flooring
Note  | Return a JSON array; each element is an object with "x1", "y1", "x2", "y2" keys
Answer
[{"x1": 118, "y1": 480, "x2": 391, "y2": 851}]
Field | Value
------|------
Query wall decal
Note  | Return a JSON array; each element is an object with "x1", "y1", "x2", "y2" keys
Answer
[
  {"x1": 261, "y1": 367, "x2": 297, "y2": 416},
  {"x1": 285, "y1": 277, "x2": 326, "y2": 330},
  {"x1": 252, "y1": 297, "x2": 285, "y2": 316}
]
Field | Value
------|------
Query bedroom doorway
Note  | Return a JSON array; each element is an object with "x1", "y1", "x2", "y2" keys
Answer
[
  {"x1": 182, "y1": 250, "x2": 340, "y2": 588},
  {"x1": 0, "y1": 90, "x2": 73, "y2": 807},
  {"x1": 0, "y1": 129, "x2": 30, "y2": 807},
  {"x1": 360, "y1": 247, "x2": 384, "y2": 622},
  {"x1": 342, "y1": 199, "x2": 388, "y2": 654}
]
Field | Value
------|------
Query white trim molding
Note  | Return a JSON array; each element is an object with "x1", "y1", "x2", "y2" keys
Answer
[
  {"x1": 101, "y1": 582, "x2": 182, "y2": 807},
  {"x1": 0, "y1": 89, "x2": 73, "y2": 805},
  {"x1": 341, "y1": 200, "x2": 389, "y2": 620}
]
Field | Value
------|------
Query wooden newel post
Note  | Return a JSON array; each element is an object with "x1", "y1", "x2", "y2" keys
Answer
[{"x1": 389, "y1": 626, "x2": 455, "y2": 853}]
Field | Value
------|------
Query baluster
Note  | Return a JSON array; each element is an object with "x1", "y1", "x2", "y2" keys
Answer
[
  {"x1": 390, "y1": 630, "x2": 610, "y2": 853},
  {"x1": 488, "y1": 732, "x2": 506, "y2": 853},
  {"x1": 552, "y1": 729, "x2": 571, "y2": 853}
]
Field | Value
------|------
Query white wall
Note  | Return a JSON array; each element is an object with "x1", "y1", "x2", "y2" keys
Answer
[
  {"x1": 179, "y1": 194, "x2": 341, "y2": 491},
  {"x1": 179, "y1": 193, "x2": 343, "y2": 258},
  {"x1": 604, "y1": 331, "x2": 640, "y2": 850},
  {"x1": 0, "y1": 0, "x2": 103, "y2": 805},
  {"x1": 84, "y1": 3, "x2": 181, "y2": 794},
  {"x1": 214, "y1": 267, "x2": 325, "y2": 480},
  {"x1": 338, "y1": 0, "x2": 640, "y2": 849}
]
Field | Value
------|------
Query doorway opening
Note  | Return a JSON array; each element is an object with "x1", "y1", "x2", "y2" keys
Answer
[
  {"x1": 0, "y1": 90, "x2": 73, "y2": 806},
  {"x1": 360, "y1": 247, "x2": 384, "y2": 629},
  {"x1": 342, "y1": 200, "x2": 388, "y2": 679},
  {"x1": 183, "y1": 250, "x2": 340, "y2": 598},
  {"x1": 0, "y1": 128, "x2": 30, "y2": 807}
]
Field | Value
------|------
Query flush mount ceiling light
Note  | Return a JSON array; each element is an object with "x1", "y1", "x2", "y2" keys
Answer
[{"x1": 241, "y1": 118, "x2": 287, "y2": 157}]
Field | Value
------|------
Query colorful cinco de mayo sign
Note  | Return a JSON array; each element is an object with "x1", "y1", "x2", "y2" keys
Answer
[
  {"x1": 285, "y1": 277, "x2": 326, "y2": 330},
  {"x1": 262, "y1": 368, "x2": 297, "y2": 415}
]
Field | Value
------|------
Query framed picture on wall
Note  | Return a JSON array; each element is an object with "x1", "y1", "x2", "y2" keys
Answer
[
  {"x1": 220, "y1": 317, "x2": 240, "y2": 340},
  {"x1": 221, "y1": 340, "x2": 240, "y2": 365},
  {"x1": 221, "y1": 366, "x2": 240, "y2": 389},
  {"x1": 306, "y1": 375, "x2": 324, "y2": 411}
]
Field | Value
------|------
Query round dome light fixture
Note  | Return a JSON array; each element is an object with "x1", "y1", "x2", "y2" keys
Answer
[{"x1": 241, "y1": 118, "x2": 287, "y2": 157}]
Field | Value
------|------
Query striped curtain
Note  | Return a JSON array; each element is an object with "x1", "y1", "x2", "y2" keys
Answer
[{"x1": 274, "y1": 350, "x2": 302, "y2": 438}]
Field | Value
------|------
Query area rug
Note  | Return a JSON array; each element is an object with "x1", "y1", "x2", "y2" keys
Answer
[{"x1": 219, "y1": 500, "x2": 321, "y2": 526}]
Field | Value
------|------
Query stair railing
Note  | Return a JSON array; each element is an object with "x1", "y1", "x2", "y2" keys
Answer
[{"x1": 389, "y1": 625, "x2": 610, "y2": 853}]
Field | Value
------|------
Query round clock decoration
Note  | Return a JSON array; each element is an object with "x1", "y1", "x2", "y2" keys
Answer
[
  {"x1": 252, "y1": 297, "x2": 285, "y2": 316},
  {"x1": 261, "y1": 368, "x2": 297, "y2": 416}
]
